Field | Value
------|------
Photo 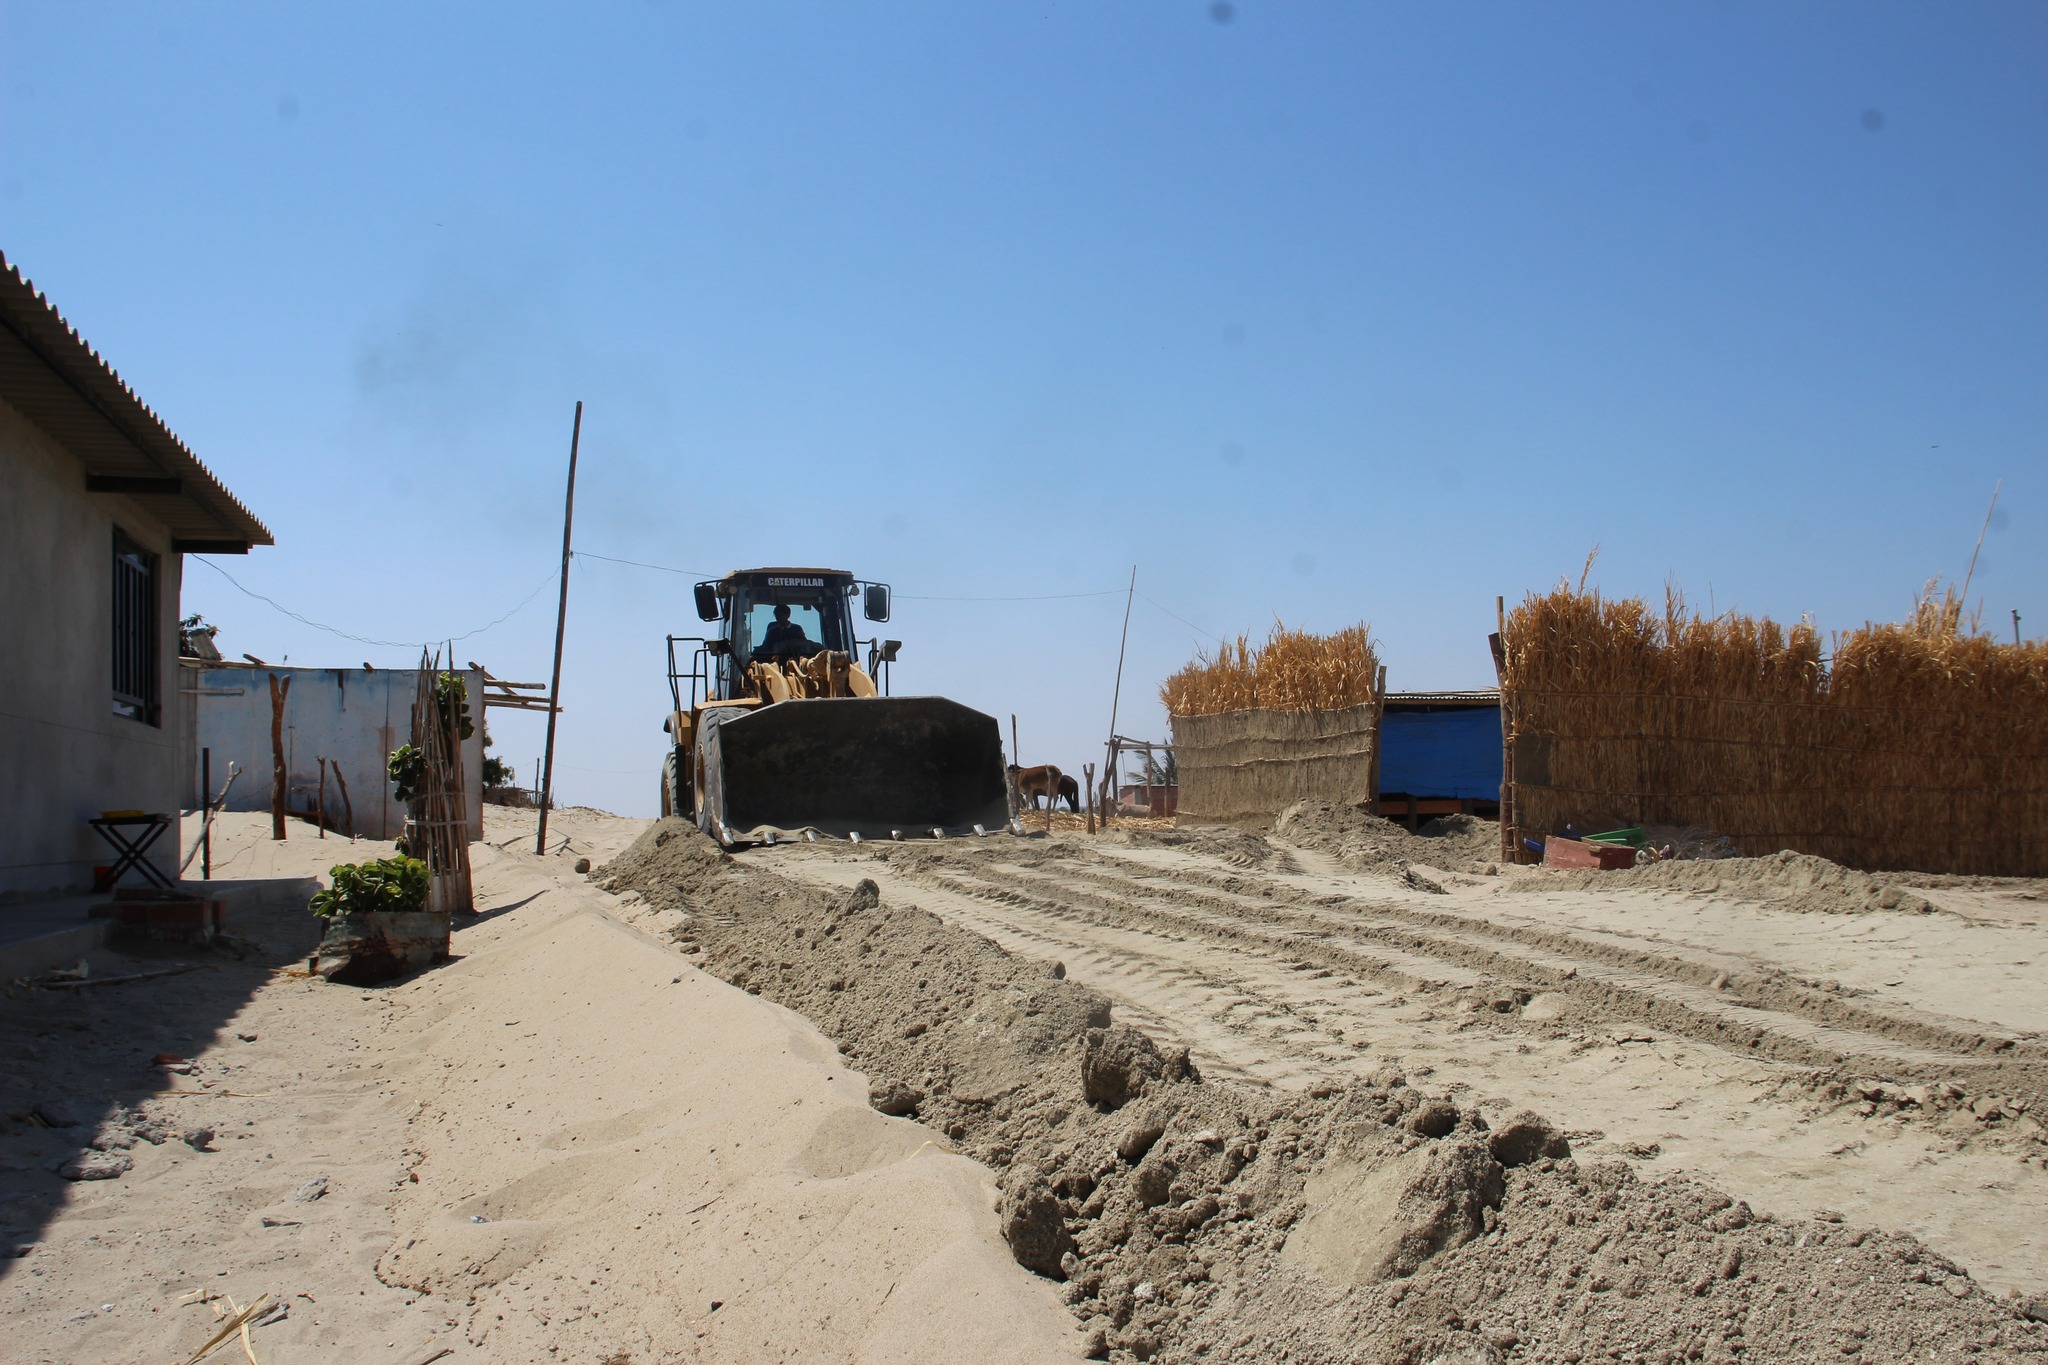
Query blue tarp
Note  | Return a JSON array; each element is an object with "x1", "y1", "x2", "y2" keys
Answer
[{"x1": 1378, "y1": 707, "x2": 1501, "y2": 801}]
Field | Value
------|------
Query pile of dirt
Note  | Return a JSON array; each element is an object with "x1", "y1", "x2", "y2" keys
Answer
[
  {"x1": 1543, "y1": 847, "x2": 1941, "y2": 916},
  {"x1": 1271, "y1": 800, "x2": 1498, "y2": 883},
  {"x1": 1102, "y1": 823, "x2": 1302, "y2": 874},
  {"x1": 588, "y1": 817, "x2": 733, "y2": 906},
  {"x1": 1411, "y1": 811, "x2": 1504, "y2": 865},
  {"x1": 597, "y1": 820, "x2": 1125, "y2": 1141},
  {"x1": 593, "y1": 821, "x2": 2046, "y2": 1363}
]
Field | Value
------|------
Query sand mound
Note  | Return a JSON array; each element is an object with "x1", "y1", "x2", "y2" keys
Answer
[
  {"x1": 1284, "y1": 1134, "x2": 1504, "y2": 1285},
  {"x1": 1106, "y1": 823, "x2": 1303, "y2": 874},
  {"x1": 590, "y1": 817, "x2": 732, "y2": 906},
  {"x1": 599, "y1": 820, "x2": 1117, "y2": 1118},
  {"x1": 1272, "y1": 799, "x2": 1499, "y2": 884},
  {"x1": 1545, "y1": 847, "x2": 1940, "y2": 915},
  {"x1": 589, "y1": 820, "x2": 2042, "y2": 1362}
]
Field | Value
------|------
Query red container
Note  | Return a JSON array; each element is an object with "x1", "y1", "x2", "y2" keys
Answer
[{"x1": 1542, "y1": 837, "x2": 1635, "y2": 871}]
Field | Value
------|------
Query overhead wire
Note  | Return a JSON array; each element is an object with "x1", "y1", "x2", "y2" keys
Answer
[
  {"x1": 192, "y1": 557, "x2": 558, "y2": 650},
  {"x1": 898, "y1": 589, "x2": 1125, "y2": 602},
  {"x1": 572, "y1": 547, "x2": 1129, "y2": 601},
  {"x1": 1135, "y1": 590, "x2": 1227, "y2": 646},
  {"x1": 200, "y1": 544, "x2": 1228, "y2": 657},
  {"x1": 572, "y1": 550, "x2": 716, "y2": 578}
]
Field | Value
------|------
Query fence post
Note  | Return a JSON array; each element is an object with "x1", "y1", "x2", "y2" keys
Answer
[{"x1": 1494, "y1": 595, "x2": 1516, "y2": 864}]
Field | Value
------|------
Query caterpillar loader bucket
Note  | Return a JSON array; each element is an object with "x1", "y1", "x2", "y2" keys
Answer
[{"x1": 695, "y1": 696, "x2": 1012, "y2": 844}]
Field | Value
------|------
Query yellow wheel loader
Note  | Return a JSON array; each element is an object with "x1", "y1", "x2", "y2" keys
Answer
[{"x1": 662, "y1": 567, "x2": 1015, "y2": 846}]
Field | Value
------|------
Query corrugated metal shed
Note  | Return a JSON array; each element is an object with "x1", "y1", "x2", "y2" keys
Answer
[{"x1": 0, "y1": 251, "x2": 271, "y2": 553}]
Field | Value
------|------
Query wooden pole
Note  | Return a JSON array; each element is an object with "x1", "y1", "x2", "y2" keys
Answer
[
  {"x1": 268, "y1": 674, "x2": 290, "y2": 841},
  {"x1": 1495, "y1": 594, "x2": 1513, "y2": 864},
  {"x1": 316, "y1": 757, "x2": 329, "y2": 838},
  {"x1": 1102, "y1": 566, "x2": 1136, "y2": 827},
  {"x1": 201, "y1": 748, "x2": 211, "y2": 879},
  {"x1": 1011, "y1": 714, "x2": 1020, "y2": 766},
  {"x1": 1101, "y1": 737, "x2": 1118, "y2": 825},
  {"x1": 332, "y1": 763, "x2": 354, "y2": 839},
  {"x1": 1367, "y1": 664, "x2": 1387, "y2": 817},
  {"x1": 1084, "y1": 762, "x2": 1096, "y2": 835},
  {"x1": 536, "y1": 401, "x2": 583, "y2": 857}
]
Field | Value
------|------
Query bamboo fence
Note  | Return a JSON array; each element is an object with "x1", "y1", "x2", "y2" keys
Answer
[
  {"x1": 408, "y1": 651, "x2": 475, "y2": 913},
  {"x1": 1499, "y1": 584, "x2": 2048, "y2": 875}
]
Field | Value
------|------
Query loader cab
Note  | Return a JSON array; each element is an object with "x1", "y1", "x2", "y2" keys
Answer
[
  {"x1": 696, "y1": 568, "x2": 871, "y2": 699},
  {"x1": 724, "y1": 570, "x2": 854, "y2": 660}
]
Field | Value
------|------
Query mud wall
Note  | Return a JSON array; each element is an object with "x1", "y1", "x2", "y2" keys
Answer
[{"x1": 1168, "y1": 703, "x2": 1378, "y2": 826}]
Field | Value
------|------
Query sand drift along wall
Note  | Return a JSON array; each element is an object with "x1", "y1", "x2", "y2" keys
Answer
[
  {"x1": 1498, "y1": 586, "x2": 2048, "y2": 876},
  {"x1": 1164, "y1": 624, "x2": 1383, "y2": 825}
]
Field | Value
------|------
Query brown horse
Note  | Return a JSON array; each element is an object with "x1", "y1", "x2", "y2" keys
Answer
[{"x1": 1007, "y1": 763, "x2": 1077, "y2": 813}]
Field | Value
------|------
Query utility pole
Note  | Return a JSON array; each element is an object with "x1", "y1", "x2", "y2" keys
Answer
[
  {"x1": 1101, "y1": 566, "x2": 1137, "y2": 823},
  {"x1": 536, "y1": 401, "x2": 583, "y2": 857},
  {"x1": 2017, "y1": 609, "x2": 2024, "y2": 646}
]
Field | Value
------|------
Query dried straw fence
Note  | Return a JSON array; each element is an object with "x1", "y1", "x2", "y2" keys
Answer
[
  {"x1": 1164, "y1": 625, "x2": 1385, "y2": 825},
  {"x1": 1499, "y1": 587, "x2": 2048, "y2": 875}
]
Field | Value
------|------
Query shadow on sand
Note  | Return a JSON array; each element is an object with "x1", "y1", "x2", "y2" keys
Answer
[{"x1": 0, "y1": 875, "x2": 323, "y2": 1266}]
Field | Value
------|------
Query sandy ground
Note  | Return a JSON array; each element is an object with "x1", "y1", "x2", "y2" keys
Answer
[
  {"x1": 751, "y1": 820, "x2": 2048, "y2": 1301},
  {"x1": 9, "y1": 801, "x2": 2046, "y2": 1362},
  {"x1": 0, "y1": 808, "x2": 1085, "y2": 1364},
  {"x1": 597, "y1": 813, "x2": 2048, "y2": 1362}
]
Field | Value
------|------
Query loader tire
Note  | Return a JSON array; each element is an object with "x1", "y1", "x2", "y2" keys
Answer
[{"x1": 660, "y1": 749, "x2": 684, "y2": 821}]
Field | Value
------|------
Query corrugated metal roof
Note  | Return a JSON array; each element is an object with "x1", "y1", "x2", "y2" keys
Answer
[
  {"x1": 0, "y1": 251, "x2": 271, "y2": 551},
  {"x1": 1385, "y1": 689, "x2": 1500, "y2": 706}
]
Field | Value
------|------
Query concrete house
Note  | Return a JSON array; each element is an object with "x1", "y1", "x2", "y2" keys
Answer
[{"x1": 0, "y1": 252, "x2": 271, "y2": 896}]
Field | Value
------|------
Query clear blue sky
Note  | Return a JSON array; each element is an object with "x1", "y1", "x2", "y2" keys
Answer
[{"x1": 5, "y1": 3, "x2": 2042, "y2": 815}]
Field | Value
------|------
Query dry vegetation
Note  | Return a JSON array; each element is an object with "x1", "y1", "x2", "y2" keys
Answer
[
  {"x1": 1161, "y1": 622, "x2": 1381, "y2": 717},
  {"x1": 1502, "y1": 580, "x2": 2048, "y2": 875}
]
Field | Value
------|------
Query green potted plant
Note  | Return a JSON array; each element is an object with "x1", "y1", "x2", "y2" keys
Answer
[{"x1": 310, "y1": 854, "x2": 448, "y2": 984}]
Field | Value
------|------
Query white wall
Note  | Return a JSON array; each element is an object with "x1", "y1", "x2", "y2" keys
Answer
[
  {"x1": 188, "y1": 666, "x2": 484, "y2": 843},
  {"x1": 0, "y1": 397, "x2": 185, "y2": 895}
]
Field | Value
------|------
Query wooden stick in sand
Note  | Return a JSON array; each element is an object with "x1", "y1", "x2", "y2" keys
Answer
[
  {"x1": 44, "y1": 964, "x2": 206, "y2": 991},
  {"x1": 178, "y1": 1292, "x2": 269, "y2": 1365},
  {"x1": 268, "y1": 675, "x2": 290, "y2": 841},
  {"x1": 331, "y1": 763, "x2": 354, "y2": 839}
]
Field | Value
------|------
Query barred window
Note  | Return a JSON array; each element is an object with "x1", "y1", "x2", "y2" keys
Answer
[{"x1": 112, "y1": 530, "x2": 159, "y2": 725}]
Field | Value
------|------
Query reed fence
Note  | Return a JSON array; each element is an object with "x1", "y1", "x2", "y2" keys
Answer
[
  {"x1": 1499, "y1": 585, "x2": 2048, "y2": 875},
  {"x1": 1163, "y1": 623, "x2": 1385, "y2": 824}
]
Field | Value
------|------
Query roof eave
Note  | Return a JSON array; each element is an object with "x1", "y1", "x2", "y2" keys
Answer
[{"x1": 0, "y1": 250, "x2": 272, "y2": 550}]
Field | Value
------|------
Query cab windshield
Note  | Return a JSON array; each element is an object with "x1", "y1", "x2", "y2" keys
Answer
[{"x1": 743, "y1": 601, "x2": 825, "y2": 658}]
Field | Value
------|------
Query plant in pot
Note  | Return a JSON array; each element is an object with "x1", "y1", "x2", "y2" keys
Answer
[{"x1": 311, "y1": 854, "x2": 448, "y2": 985}]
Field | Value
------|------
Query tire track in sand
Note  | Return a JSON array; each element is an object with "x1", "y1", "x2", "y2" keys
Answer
[{"x1": 754, "y1": 837, "x2": 2048, "y2": 1297}]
